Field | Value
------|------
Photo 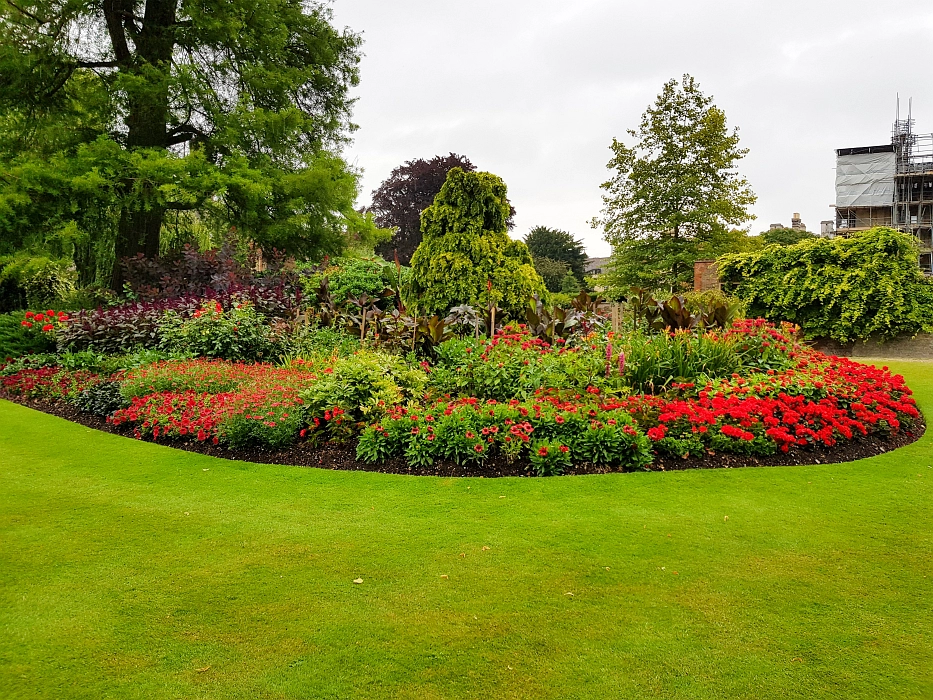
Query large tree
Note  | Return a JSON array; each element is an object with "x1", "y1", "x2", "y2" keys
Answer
[
  {"x1": 523, "y1": 225, "x2": 587, "y2": 281},
  {"x1": 0, "y1": 0, "x2": 367, "y2": 288},
  {"x1": 372, "y1": 153, "x2": 515, "y2": 265},
  {"x1": 406, "y1": 168, "x2": 543, "y2": 317},
  {"x1": 592, "y1": 75, "x2": 756, "y2": 291}
]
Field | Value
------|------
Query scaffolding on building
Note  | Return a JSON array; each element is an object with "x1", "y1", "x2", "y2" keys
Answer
[
  {"x1": 834, "y1": 101, "x2": 933, "y2": 273},
  {"x1": 892, "y1": 110, "x2": 933, "y2": 272}
]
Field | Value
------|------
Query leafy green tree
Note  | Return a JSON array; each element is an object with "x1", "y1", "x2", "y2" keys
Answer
[
  {"x1": 719, "y1": 227, "x2": 933, "y2": 342},
  {"x1": 592, "y1": 74, "x2": 756, "y2": 292},
  {"x1": 523, "y1": 226, "x2": 587, "y2": 281},
  {"x1": 531, "y1": 256, "x2": 569, "y2": 293},
  {"x1": 406, "y1": 168, "x2": 545, "y2": 317},
  {"x1": 761, "y1": 227, "x2": 815, "y2": 247},
  {"x1": 0, "y1": 0, "x2": 368, "y2": 289}
]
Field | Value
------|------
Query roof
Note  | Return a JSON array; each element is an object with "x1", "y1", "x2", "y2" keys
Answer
[{"x1": 836, "y1": 144, "x2": 895, "y2": 157}]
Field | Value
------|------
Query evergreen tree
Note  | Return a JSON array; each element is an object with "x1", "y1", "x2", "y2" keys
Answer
[
  {"x1": 523, "y1": 226, "x2": 588, "y2": 281},
  {"x1": 406, "y1": 168, "x2": 544, "y2": 317}
]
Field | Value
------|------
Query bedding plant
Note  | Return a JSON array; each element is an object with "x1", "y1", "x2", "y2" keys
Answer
[{"x1": 1, "y1": 313, "x2": 920, "y2": 475}]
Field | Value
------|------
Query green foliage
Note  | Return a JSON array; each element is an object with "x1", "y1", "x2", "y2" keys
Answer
[
  {"x1": 0, "y1": 311, "x2": 57, "y2": 358},
  {"x1": 159, "y1": 301, "x2": 274, "y2": 361},
  {"x1": 560, "y1": 273, "x2": 582, "y2": 295},
  {"x1": 0, "y1": 1, "x2": 366, "y2": 288},
  {"x1": 69, "y1": 381, "x2": 128, "y2": 417},
  {"x1": 532, "y1": 256, "x2": 570, "y2": 293},
  {"x1": 761, "y1": 227, "x2": 815, "y2": 247},
  {"x1": 524, "y1": 226, "x2": 588, "y2": 280},
  {"x1": 284, "y1": 325, "x2": 360, "y2": 360},
  {"x1": 299, "y1": 350, "x2": 428, "y2": 424},
  {"x1": 529, "y1": 440, "x2": 572, "y2": 476},
  {"x1": 428, "y1": 335, "x2": 605, "y2": 401},
  {"x1": 718, "y1": 227, "x2": 933, "y2": 342},
  {"x1": 0, "y1": 254, "x2": 76, "y2": 308},
  {"x1": 299, "y1": 257, "x2": 404, "y2": 309},
  {"x1": 622, "y1": 332, "x2": 742, "y2": 393},
  {"x1": 592, "y1": 74, "x2": 756, "y2": 291},
  {"x1": 406, "y1": 169, "x2": 546, "y2": 317}
]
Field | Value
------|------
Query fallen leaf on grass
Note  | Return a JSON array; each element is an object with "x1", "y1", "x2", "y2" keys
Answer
[
  {"x1": 352, "y1": 578, "x2": 363, "y2": 584},
  {"x1": 459, "y1": 553, "x2": 465, "y2": 557},
  {"x1": 482, "y1": 546, "x2": 490, "y2": 551},
  {"x1": 724, "y1": 515, "x2": 729, "y2": 521},
  {"x1": 196, "y1": 666, "x2": 211, "y2": 673},
  {"x1": 564, "y1": 592, "x2": 574, "y2": 596},
  {"x1": 440, "y1": 574, "x2": 449, "y2": 579}
]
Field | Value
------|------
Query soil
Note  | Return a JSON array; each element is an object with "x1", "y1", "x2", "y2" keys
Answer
[{"x1": 2, "y1": 392, "x2": 925, "y2": 478}]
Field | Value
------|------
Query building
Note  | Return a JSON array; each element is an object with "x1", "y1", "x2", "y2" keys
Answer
[
  {"x1": 834, "y1": 109, "x2": 933, "y2": 272},
  {"x1": 584, "y1": 256, "x2": 611, "y2": 276},
  {"x1": 769, "y1": 214, "x2": 808, "y2": 231}
]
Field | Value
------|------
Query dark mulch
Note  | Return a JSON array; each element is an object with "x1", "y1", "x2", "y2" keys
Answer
[{"x1": 2, "y1": 393, "x2": 925, "y2": 477}]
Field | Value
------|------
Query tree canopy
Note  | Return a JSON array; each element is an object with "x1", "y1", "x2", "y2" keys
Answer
[
  {"x1": 523, "y1": 226, "x2": 587, "y2": 281},
  {"x1": 761, "y1": 227, "x2": 816, "y2": 247},
  {"x1": 371, "y1": 153, "x2": 515, "y2": 266},
  {"x1": 0, "y1": 0, "x2": 370, "y2": 288},
  {"x1": 406, "y1": 168, "x2": 544, "y2": 317},
  {"x1": 592, "y1": 74, "x2": 756, "y2": 292}
]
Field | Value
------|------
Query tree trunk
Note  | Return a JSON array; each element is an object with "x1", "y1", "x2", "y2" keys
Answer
[{"x1": 109, "y1": 0, "x2": 178, "y2": 290}]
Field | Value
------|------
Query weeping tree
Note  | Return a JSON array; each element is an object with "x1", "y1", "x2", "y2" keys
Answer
[
  {"x1": 406, "y1": 168, "x2": 545, "y2": 317},
  {"x1": 0, "y1": 0, "x2": 369, "y2": 289}
]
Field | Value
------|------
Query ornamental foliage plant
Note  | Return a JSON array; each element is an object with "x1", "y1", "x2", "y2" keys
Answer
[
  {"x1": 718, "y1": 227, "x2": 933, "y2": 342},
  {"x1": 406, "y1": 168, "x2": 546, "y2": 317}
]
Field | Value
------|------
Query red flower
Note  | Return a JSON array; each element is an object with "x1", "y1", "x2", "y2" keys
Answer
[
  {"x1": 559, "y1": 445, "x2": 569, "y2": 453},
  {"x1": 537, "y1": 446, "x2": 549, "y2": 456},
  {"x1": 20, "y1": 321, "x2": 32, "y2": 328},
  {"x1": 42, "y1": 324, "x2": 54, "y2": 332},
  {"x1": 474, "y1": 443, "x2": 484, "y2": 453}
]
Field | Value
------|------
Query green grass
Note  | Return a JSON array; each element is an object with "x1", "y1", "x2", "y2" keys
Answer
[{"x1": 1, "y1": 360, "x2": 932, "y2": 699}]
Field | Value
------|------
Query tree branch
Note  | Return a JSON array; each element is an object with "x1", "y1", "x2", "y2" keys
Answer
[
  {"x1": 3, "y1": 0, "x2": 47, "y2": 24},
  {"x1": 102, "y1": 0, "x2": 132, "y2": 63},
  {"x1": 76, "y1": 60, "x2": 121, "y2": 68}
]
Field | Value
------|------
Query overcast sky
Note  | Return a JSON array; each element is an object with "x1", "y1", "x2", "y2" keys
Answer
[{"x1": 330, "y1": 0, "x2": 933, "y2": 257}]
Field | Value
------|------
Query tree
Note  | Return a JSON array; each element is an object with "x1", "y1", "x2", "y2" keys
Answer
[
  {"x1": 0, "y1": 0, "x2": 367, "y2": 289},
  {"x1": 371, "y1": 153, "x2": 515, "y2": 266},
  {"x1": 523, "y1": 226, "x2": 587, "y2": 281},
  {"x1": 531, "y1": 256, "x2": 569, "y2": 293},
  {"x1": 761, "y1": 227, "x2": 815, "y2": 247},
  {"x1": 591, "y1": 74, "x2": 756, "y2": 292},
  {"x1": 406, "y1": 168, "x2": 544, "y2": 317}
]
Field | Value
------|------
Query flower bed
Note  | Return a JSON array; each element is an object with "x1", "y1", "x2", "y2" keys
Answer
[{"x1": 0, "y1": 321, "x2": 922, "y2": 475}]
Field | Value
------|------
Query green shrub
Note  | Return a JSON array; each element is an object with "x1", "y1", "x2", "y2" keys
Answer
[
  {"x1": 719, "y1": 227, "x2": 933, "y2": 342},
  {"x1": 299, "y1": 257, "x2": 405, "y2": 308},
  {"x1": 70, "y1": 381, "x2": 128, "y2": 417},
  {"x1": 299, "y1": 350, "x2": 428, "y2": 425},
  {"x1": 159, "y1": 300, "x2": 274, "y2": 361},
  {"x1": 284, "y1": 325, "x2": 360, "y2": 359},
  {"x1": 428, "y1": 333, "x2": 605, "y2": 401},
  {"x1": 0, "y1": 312, "x2": 57, "y2": 358}
]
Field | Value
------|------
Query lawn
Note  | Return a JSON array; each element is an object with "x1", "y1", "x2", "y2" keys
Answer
[{"x1": 1, "y1": 360, "x2": 931, "y2": 700}]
